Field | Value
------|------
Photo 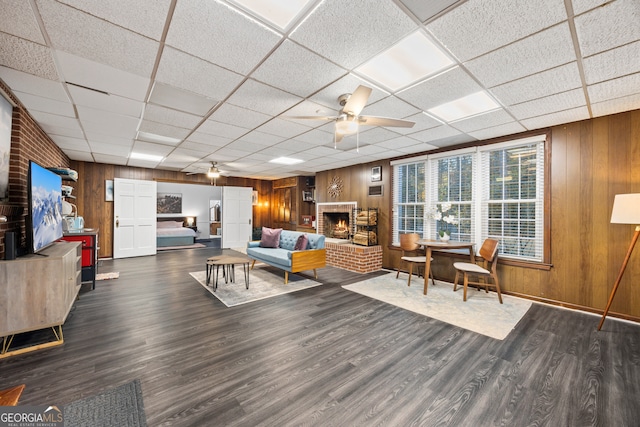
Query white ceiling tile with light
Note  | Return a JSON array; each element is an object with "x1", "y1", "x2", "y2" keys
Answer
[{"x1": 0, "y1": 0, "x2": 638, "y2": 179}]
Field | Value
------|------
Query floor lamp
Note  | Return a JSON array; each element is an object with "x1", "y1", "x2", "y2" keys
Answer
[{"x1": 598, "y1": 193, "x2": 640, "y2": 330}]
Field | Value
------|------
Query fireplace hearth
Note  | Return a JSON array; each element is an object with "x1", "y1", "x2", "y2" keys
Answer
[{"x1": 323, "y1": 212, "x2": 350, "y2": 239}]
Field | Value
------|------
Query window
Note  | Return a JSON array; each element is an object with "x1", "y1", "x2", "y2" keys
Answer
[{"x1": 392, "y1": 135, "x2": 547, "y2": 263}]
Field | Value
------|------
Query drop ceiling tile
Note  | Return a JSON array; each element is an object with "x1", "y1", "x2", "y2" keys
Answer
[
  {"x1": 127, "y1": 158, "x2": 161, "y2": 168},
  {"x1": 430, "y1": 133, "x2": 477, "y2": 148},
  {"x1": 234, "y1": 130, "x2": 285, "y2": 146},
  {"x1": 588, "y1": 73, "x2": 640, "y2": 103},
  {"x1": 57, "y1": 0, "x2": 172, "y2": 40},
  {"x1": 37, "y1": 0, "x2": 159, "y2": 76},
  {"x1": 185, "y1": 132, "x2": 233, "y2": 148},
  {"x1": 407, "y1": 124, "x2": 462, "y2": 144},
  {"x1": 0, "y1": 67, "x2": 67, "y2": 101},
  {"x1": 591, "y1": 92, "x2": 640, "y2": 117},
  {"x1": 376, "y1": 135, "x2": 423, "y2": 149},
  {"x1": 289, "y1": 128, "x2": 334, "y2": 146},
  {"x1": 92, "y1": 153, "x2": 128, "y2": 165},
  {"x1": 226, "y1": 79, "x2": 302, "y2": 116},
  {"x1": 397, "y1": 67, "x2": 482, "y2": 111},
  {"x1": 167, "y1": 0, "x2": 281, "y2": 75},
  {"x1": 41, "y1": 123, "x2": 84, "y2": 139},
  {"x1": 197, "y1": 119, "x2": 249, "y2": 140},
  {"x1": 489, "y1": 62, "x2": 582, "y2": 106},
  {"x1": 509, "y1": 89, "x2": 586, "y2": 120},
  {"x1": 520, "y1": 106, "x2": 590, "y2": 130},
  {"x1": 214, "y1": 147, "x2": 258, "y2": 159},
  {"x1": 583, "y1": 41, "x2": 640, "y2": 85},
  {"x1": 0, "y1": 33, "x2": 59, "y2": 80},
  {"x1": 155, "y1": 47, "x2": 244, "y2": 102},
  {"x1": 223, "y1": 140, "x2": 270, "y2": 153},
  {"x1": 138, "y1": 120, "x2": 191, "y2": 142},
  {"x1": 143, "y1": 104, "x2": 202, "y2": 129},
  {"x1": 255, "y1": 118, "x2": 310, "y2": 139},
  {"x1": 572, "y1": 0, "x2": 610, "y2": 15},
  {"x1": 131, "y1": 141, "x2": 174, "y2": 156},
  {"x1": 0, "y1": 0, "x2": 45, "y2": 44},
  {"x1": 65, "y1": 150, "x2": 95, "y2": 162},
  {"x1": 252, "y1": 40, "x2": 346, "y2": 98},
  {"x1": 394, "y1": 112, "x2": 443, "y2": 135},
  {"x1": 50, "y1": 135, "x2": 89, "y2": 152},
  {"x1": 396, "y1": 142, "x2": 438, "y2": 153},
  {"x1": 89, "y1": 142, "x2": 131, "y2": 157},
  {"x1": 149, "y1": 83, "x2": 218, "y2": 116},
  {"x1": 300, "y1": 146, "x2": 338, "y2": 157},
  {"x1": 67, "y1": 85, "x2": 143, "y2": 118},
  {"x1": 465, "y1": 23, "x2": 576, "y2": 88},
  {"x1": 450, "y1": 109, "x2": 515, "y2": 133},
  {"x1": 358, "y1": 128, "x2": 403, "y2": 144},
  {"x1": 31, "y1": 110, "x2": 81, "y2": 130},
  {"x1": 468, "y1": 122, "x2": 527, "y2": 141},
  {"x1": 176, "y1": 141, "x2": 219, "y2": 155},
  {"x1": 14, "y1": 91, "x2": 75, "y2": 117},
  {"x1": 399, "y1": 0, "x2": 460, "y2": 22},
  {"x1": 574, "y1": 0, "x2": 640, "y2": 57},
  {"x1": 84, "y1": 132, "x2": 133, "y2": 146},
  {"x1": 56, "y1": 51, "x2": 149, "y2": 101},
  {"x1": 290, "y1": 0, "x2": 417, "y2": 70},
  {"x1": 77, "y1": 106, "x2": 139, "y2": 139},
  {"x1": 209, "y1": 104, "x2": 271, "y2": 130},
  {"x1": 428, "y1": 0, "x2": 566, "y2": 62},
  {"x1": 362, "y1": 96, "x2": 420, "y2": 119}
]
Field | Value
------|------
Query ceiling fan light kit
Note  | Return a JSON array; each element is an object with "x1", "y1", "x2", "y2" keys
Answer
[{"x1": 207, "y1": 162, "x2": 220, "y2": 179}]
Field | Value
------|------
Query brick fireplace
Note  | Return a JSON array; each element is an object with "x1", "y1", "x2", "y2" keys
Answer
[{"x1": 316, "y1": 202, "x2": 382, "y2": 273}]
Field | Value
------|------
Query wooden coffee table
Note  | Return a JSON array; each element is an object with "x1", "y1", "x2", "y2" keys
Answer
[{"x1": 206, "y1": 254, "x2": 250, "y2": 291}]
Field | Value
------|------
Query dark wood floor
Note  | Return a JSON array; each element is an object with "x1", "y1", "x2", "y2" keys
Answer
[{"x1": 1, "y1": 247, "x2": 639, "y2": 426}]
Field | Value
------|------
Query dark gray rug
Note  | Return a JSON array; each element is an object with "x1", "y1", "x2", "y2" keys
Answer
[{"x1": 64, "y1": 379, "x2": 147, "y2": 427}]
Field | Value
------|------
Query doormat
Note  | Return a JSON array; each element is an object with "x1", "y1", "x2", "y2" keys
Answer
[{"x1": 96, "y1": 272, "x2": 120, "y2": 281}]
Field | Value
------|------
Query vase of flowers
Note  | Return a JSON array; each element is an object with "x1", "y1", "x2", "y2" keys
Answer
[{"x1": 430, "y1": 202, "x2": 458, "y2": 240}]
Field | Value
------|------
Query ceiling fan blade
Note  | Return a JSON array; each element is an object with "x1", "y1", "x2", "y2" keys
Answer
[
  {"x1": 359, "y1": 115, "x2": 415, "y2": 128},
  {"x1": 285, "y1": 115, "x2": 335, "y2": 121},
  {"x1": 342, "y1": 85, "x2": 372, "y2": 116}
]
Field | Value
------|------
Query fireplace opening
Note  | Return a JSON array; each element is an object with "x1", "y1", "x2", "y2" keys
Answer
[{"x1": 323, "y1": 212, "x2": 350, "y2": 239}]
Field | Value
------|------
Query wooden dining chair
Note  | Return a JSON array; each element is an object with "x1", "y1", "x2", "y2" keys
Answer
[
  {"x1": 453, "y1": 238, "x2": 503, "y2": 303},
  {"x1": 396, "y1": 233, "x2": 434, "y2": 287}
]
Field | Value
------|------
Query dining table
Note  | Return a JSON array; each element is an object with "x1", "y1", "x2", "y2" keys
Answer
[{"x1": 417, "y1": 239, "x2": 476, "y2": 295}]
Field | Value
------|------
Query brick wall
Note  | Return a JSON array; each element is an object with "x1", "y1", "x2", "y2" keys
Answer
[
  {"x1": 326, "y1": 242, "x2": 383, "y2": 273},
  {"x1": 0, "y1": 79, "x2": 70, "y2": 259}
]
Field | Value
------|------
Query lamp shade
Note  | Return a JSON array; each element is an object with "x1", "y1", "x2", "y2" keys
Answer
[{"x1": 610, "y1": 193, "x2": 640, "y2": 224}]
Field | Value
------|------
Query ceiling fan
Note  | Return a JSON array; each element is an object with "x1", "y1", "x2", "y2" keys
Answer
[
  {"x1": 186, "y1": 161, "x2": 221, "y2": 179},
  {"x1": 289, "y1": 85, "x2": 415, "y2": 146}
]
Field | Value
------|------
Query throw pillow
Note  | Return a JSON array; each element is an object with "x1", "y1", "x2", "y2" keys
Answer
[
  {"x1": 260, "y1": 227, "x2": 282, "y2": 248},
  {"x1": 294, "y1": 233, "x2": 308, "y2": 251}
]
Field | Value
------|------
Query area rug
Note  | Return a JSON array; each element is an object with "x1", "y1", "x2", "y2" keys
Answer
[
  {"x1": 96, "y1": 272, "x2": 119, "y2": 281},
  {"x1": 157, "y1": 243, "x2": 206, "y2": 251},
  {"x1": 343, "y1": 273, "x2": 532, "y2": 340},
  {"x1": 190, "y1": 265, "x2": 322, "y2": 307},
  {"x1": 64, "y1": 379, "x2": 147, "y2": 427}
]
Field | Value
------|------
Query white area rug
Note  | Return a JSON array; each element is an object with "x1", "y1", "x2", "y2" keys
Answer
[
  {"x1": 343, "y1": 272, "x2": 532, "y2": 340},
  {"x1": 190, "y1": 265, "x2": 322, "y2": 307}
]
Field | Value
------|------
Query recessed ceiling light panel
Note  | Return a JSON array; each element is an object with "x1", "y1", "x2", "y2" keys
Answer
[
  {"x1": 355, "y1": 31, "x2": 454, "y2": 92},
  {"x1": 428, "y1": 91, "x2": 501, "y2": 122},
  {"x1": 269, "y1": 156, "x2": 304, "y2": 165},
  {"x1": 130, "y1": 152, "x2": 164, "y2": 162},
  {"x1": 228, "y1": 0, "x2": 315, "y2": 31}
]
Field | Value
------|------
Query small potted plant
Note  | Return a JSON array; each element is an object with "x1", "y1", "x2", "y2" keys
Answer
[{"x1": 430, "y1": 202, "x2": 458, "y2": 241}]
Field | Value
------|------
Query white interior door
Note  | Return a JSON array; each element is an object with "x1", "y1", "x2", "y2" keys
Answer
[
  {"x1": 222, "y1": 186, "x2": 252, "y2": 249},
  {"x1": 113, "y1": 178, "x2": 157, "y2": 259}
]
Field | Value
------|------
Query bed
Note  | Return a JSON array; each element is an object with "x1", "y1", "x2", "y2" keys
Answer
[{"x1": 157, "y1": 217, "x2": 197, "y2": 247}]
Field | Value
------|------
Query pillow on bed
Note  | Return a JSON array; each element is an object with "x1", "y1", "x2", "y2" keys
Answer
[
  {"x1": 294, "y1": 234, "x2": 308, "y2": 251},
  {"x1": 157, "y1": 221, "x2": 183, "y2": 228},
  {"x1": 260, "y1": 227, "x2": 282, "y2": 248}
]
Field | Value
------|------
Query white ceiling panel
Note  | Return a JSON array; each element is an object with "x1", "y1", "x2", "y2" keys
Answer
[
  {"x1": 582, "y1": 41, "x2": 640, "y2": 85},
  {"x1": 14, "y1": 91, "x2": 75, "y2": 117},
  {"x1": 397, "y1": 67, "x2": 482, "y2": 111},
  {"x1": 251, "y1": 40, "x2": 346, "y2": 98},
  {"x1": 465, "y1": 23, "x2": 576, "y2": 88},
  {"x1": 290, "y1": 0, "x2": 417, "y2": 69},
  {"x1": 574, "y1": 0, "x2": 640, "y2": 57},
  {"x1": 0, "y1": 33, "x2": 59, "y2": 80},
  {"x1": 56, "y1": 0, "x2": 172, "y2": 41},
  {"x1": 167, "y1": 0, "x2": 281, "y2": 75},
  {"x1": 588, "y1": 73, "x2": 640, "y2": 103},
  {"x1": 2, "y1": 0, "x2": 639, "y2": 179},
  {"x1": 0, "y1": 0, "x2": 45, "y2": 44},
  {"x1": 489, "y1": 62, "x2": 583, "y2": 107},
  {"x1": 36, "y1": 0, "x2": 159, "y2": 76},
  {"x1": 64, "y1": 150, "x2": 95, "y2": 162},
  {"x1": 509, "y1": 88, "x2": 586, "y2": 120},
  {"x1": 55, "y1": 51, "x2": 149, "y2": 101},
  {"x1": 131, "y1": 141, "x2": 175, "y2": 156},
  {"x1": 427, "y1": 0, "x2": 566, "y2": 62}
]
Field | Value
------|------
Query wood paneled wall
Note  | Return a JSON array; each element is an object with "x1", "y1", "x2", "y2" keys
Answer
[
  {"x1": 70, "y1": 161, "x2": 272, "y2": 258},
  {"x1": 316, "y1": 110, "x2": 640, "y2": 321}
]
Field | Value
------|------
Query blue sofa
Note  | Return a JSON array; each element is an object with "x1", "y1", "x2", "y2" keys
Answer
[{"x1": 246, "y1": 230, "x2": 326, "y2": 284}]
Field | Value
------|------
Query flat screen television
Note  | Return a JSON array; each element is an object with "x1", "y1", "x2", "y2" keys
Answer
[{"x1": 27, "y1": 160, "x2": 63, "y2": 254}]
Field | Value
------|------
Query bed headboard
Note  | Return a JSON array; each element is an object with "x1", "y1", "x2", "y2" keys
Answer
[{"x1": 157, "y1": 216, "x2": 196, "y2": 227}]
